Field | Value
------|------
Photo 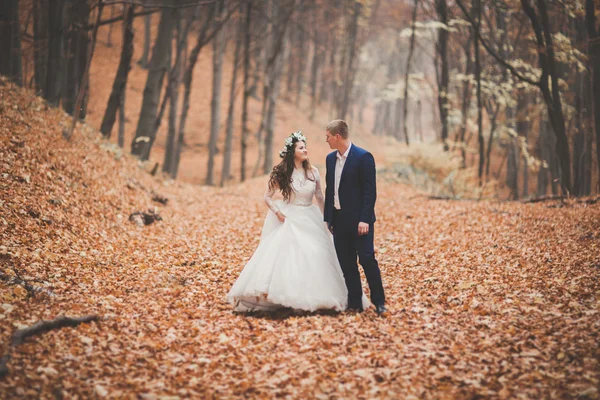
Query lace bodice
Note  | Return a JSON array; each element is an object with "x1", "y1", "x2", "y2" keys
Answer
[{"x1": 265, "y1": 167, "x2": 325, "y2": 214}]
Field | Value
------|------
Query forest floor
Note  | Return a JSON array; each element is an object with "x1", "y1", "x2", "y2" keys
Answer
[{"x1": 1, "y1": 79, "x2": 600, "y2": 399}]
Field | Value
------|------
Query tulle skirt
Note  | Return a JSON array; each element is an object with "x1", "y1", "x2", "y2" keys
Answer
[{"x1": 227, "y1": 201, "x2": 349, "y2": 312}]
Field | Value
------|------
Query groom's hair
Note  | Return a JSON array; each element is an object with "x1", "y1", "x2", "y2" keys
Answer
[{"x1": 326, "y1": 120, "x2": 349, "y2": 139}]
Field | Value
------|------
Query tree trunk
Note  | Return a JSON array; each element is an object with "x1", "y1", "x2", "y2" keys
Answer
[
  {"x1": 585, "y1": 0, "x2": 600, "y2": 188},
  {"x1": 506, "y1": 106, "x2": 519, "y2": 199},
  {"x1": 262, "y1": 1, "x2": 290, "y2": 175},
  {"x1": 401, "y1": 0, "x2": 418, "y2": 146},
  {"x1": 63, "y1": 2, "x2": 103, "y2": 140},
  {"x1": 456, "y1": 34, "x2": 472, "y2": 168},
  {"x1": 240, "y1": 0, "x2": 252, "y2": 182},
  {"x1": 474, "y1": 0, "x2": 484, "y2": 184},
  {"x1": 536, "y1": 116, "x2": 550, "y2": 196},
  {"x1": 435, "y1": 0, "x2": 449, "y2": 151},
  {"x1": 118, "y1": 90, "x2": 126, "y2": 148},
  {"x1": 33, "y1": 0, "x2": 49, "y2": 93},
  {"x1": 521, "y1": 0, "x2": 571, "y2": 193},
  {"x1": 44, "y1": 0, "x2": 66, "y2": 106},
  {"x1": 100, "y1": 5, "x2": 135, "y2": 139},
  {"x1": 309, "y1": 5, "x2": 321, "y2": 121},
  {"x1": 63, "y1": 1, "x2": 91, "y2": 116},
  {"x1": 295, "y1": 5, "x2": 308, "y2": 107},
  {"x1": 206, "y1": 0, "x2": 227, "y2": 186},
  {"x1": 131, "y1": 3, "x2": 176, "y2": 160},
  {"x1": 106, "y1": 6, "x2": 116, "y2": 47},
  {"x1": 221, "y1": 22, "x2": 243, "y2": 186},
  {"x1": 138, "y1": 12, "x2": 151, "y2": 68},
  {"x1": 177, "y1": 5, "x2": 214, "y2": 171},
  {"x1": 0, "y1": 0, "x2": 22, "y2": 85},
  {"x1": 339, "y1": 0, "x2": 361, "y2": 120}
]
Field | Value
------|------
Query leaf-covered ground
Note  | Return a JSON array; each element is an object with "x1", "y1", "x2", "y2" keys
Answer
[{"x1": 1, "y1": 80, "x2": 599, "y2": 399}]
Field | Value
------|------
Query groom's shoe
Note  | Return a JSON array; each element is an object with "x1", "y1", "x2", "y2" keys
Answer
[
  {"x1": 375, "y1": 304, "x2": 387, "y2": 315},
  {"x1": 346, "y1": 306, "x2": 363, "y2": 313}
]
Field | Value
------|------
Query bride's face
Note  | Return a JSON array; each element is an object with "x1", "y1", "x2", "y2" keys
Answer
[{"x1": 294, "y1": 141, "x2": 308, "y2": 162}]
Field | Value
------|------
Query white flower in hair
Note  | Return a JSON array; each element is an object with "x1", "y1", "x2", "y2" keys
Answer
[{"x1": 278, "y1": 130, "x2": 306, "y2": 158}]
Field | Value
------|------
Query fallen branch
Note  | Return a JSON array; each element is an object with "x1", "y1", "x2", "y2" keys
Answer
[
  {"x1": 522, "y1": 195, "x2": 564, "y2": 203},
  {"x1": 0, "y1": 315, "x2": 100, "y2": 378},
  {"x1": 0, "y1": 266, "x2": 56, "y2": 298}
]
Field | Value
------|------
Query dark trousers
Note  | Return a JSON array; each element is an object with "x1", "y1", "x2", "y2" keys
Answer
[{"x1": 332, "y1": 209, "x2": 385, "y2": 309}]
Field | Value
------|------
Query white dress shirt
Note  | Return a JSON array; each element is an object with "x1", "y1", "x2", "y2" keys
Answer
[{"x1": 334, "y1": 143, "x2": 352, "y2": 210}]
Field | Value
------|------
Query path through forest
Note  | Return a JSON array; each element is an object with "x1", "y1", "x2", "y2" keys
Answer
[{"x1": 1, "y1": 79, "x2": 599, "y2": 398}]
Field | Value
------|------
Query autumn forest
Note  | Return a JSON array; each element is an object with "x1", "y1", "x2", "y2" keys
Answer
[{"x1": 0, "y1": 0, "x2": 599, "y2": 398}]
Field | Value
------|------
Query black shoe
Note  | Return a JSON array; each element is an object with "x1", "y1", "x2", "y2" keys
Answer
[
  {"x1": 346, "y1": 306, "x2": 363, "y2": 313},
  {"x1": 375, "y1": 304, "x2": 387, "y2": 315}
]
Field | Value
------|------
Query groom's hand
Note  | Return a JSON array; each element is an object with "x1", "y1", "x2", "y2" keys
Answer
[{"x1": 358, "y1": 222, "x2": 369, "y2": 236}]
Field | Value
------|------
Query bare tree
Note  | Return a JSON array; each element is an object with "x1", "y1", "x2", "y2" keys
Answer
[
  {"x1": 240, "y1": 0, "x2": 252, "y2": 182},
  {"x1": 221, "y1": 19, "x2": 243, "y2": 186},
  {"x1": 100, "y1": 5, "x2": 135, "y2": 139},
  {"x1": 585, "y1": 0, "x2": 600, "y2": 186},
  {"x1": 131, "y1": 2, "x2": 177, "y2": 159},
  {"x1": 44, "y1": 0, "x2": 67, "y2": 106},
  {"x1": 206, "y1": 0, "x2": 227, "y2": 185},
  {"x1": 0, "y1": 0, "x2": 22, "y2": 85}
]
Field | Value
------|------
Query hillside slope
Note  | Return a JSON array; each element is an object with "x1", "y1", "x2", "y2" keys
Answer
[{"x1": 1, "y1": 78, "x2": 599, "y2": 398}]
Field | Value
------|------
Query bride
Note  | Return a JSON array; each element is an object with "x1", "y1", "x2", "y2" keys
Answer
[{"x1": 227, "y1": 131, "x2": 357, "y2": 312}]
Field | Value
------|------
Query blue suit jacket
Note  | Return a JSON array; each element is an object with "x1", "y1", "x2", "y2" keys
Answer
[{"x1": 324, "y1": 144, "x2": 377, "y2": 228}]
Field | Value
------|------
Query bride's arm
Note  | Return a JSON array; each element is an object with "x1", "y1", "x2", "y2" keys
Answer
[
  {"x1": 265, "y1": 182, "x2": 286, "y2": 222},
  {"x1": 313, "y1": 167, "x2": 325, "y2": 214}
]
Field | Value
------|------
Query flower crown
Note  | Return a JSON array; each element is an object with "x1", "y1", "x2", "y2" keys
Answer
[{"x1": 278, "y1": 130, "x2": 307, "y2": 158}]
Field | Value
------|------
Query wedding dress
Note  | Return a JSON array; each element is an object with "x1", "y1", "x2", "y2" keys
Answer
[{"x1": 227, "y1": 167, "x2": 351, "y2": 312}]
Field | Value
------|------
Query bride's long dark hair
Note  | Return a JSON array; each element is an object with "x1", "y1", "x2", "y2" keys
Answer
[{"x1": 268, "y1": 138, "x2": 314, "y2": 202}]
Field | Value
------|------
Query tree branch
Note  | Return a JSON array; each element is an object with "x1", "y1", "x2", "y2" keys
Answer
[
  {"x1": 454, "y1": 0, "x2": 541, "y2": 87},
  {"x1": 0, "y1": 315, "x2": 101, "y2": 378}
]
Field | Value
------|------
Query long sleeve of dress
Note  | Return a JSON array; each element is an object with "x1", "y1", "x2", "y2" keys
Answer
[
  {"x1": 313, "y1": 167, "x2": 325, "y2": 214},
  {"x1": 264, "y1": 184, "x2": 280, "y2": 214}
]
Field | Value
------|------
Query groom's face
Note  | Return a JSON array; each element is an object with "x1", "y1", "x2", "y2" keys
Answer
[{"x1": 325, "y1": 131, "x2": 340, "y2": 149}]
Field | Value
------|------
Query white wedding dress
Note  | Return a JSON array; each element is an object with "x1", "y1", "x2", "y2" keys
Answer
[{"x1": 227, "y1": 167, "x2": 351, "y2": 312}]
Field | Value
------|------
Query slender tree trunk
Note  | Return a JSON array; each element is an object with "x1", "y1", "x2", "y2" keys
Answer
[
  {"x1": 295, "y1": 5, "x2": 308, "y2": 107},
  {"x1": 33, "y1": 0, "x2": 49, "y2": 93},
  {"x1": 262, "y1": 1, "x2": 290, "y2": 175},
  {"x1": 163, "y1": 12, "x2": 193, "y2": 176},
  {"x1": 0, "y1": 0, "x2": 22, "y2": 85},
  {"x1": 100, "y1": 6, "x2": 135, "y2": 138},
  {"x1": 221, "y1": 23, "x2": 243, "y2": 186},
  {"x1": 536, "y1": 116, "x2": 550, "y2": 196},
  {"x1": 206, "y1": 0, "x2": 227, "y2": 186},
  {"x1": 521, "y1": 0, "x2": 571, "y2": 193},
  {"x1": 240, "y1": 0, "x2": 252, "y2": 182},
  {"x1": 401, "y1": 0, "x2": 418, "y2": 146},
  {"x1": 309, "y1": 5, "x2": 321, "y2": 121},
  {"x1": 45, "y1": 0, "x2": 66, "y2": 106},
  {"x1": 473, "y1": 0, "x2": 484, "y2": 185},
  {"x1": 484, "y1": 102, "x2": 500, "y2": 179},
  {"x1": 138, "y1": 11, "x2": 151, "y2": 68},
  {"x1": 131, "y1": 3, "x2": 176, "y2": 159},
  {"x1": 177, "y1": 5, "x2": 214, "y2": 166},
  {"x1": 118, "y1": 90, "x2": 126, "y2": 148},
  {"x1": 456, "y1": 35, "x2": 472, "y2": 168},
  {"x1": 435, "y1": 0, "x2": 449, "y2": 150},
  {"x1": 63, "y1": 1, "x2": 91, "y2": 116},
  {"x1": 106, "y1": 6, "x2": 116, "y2": 47},
  {"x1": 64, "y1": 3, "x2": 104, "y2": 140},
  {"x1": 339, "y1": 0, "x2": 361, "y2": 120}
]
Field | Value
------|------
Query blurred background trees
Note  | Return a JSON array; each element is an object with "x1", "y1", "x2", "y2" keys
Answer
[{"x1": 1, "y1": 0, "x2": 598, "y2": 198}]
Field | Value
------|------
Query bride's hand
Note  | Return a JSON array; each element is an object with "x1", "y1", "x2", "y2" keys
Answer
[{"x1": 275, "y1": 211, "x2": 286, "y2": 223}]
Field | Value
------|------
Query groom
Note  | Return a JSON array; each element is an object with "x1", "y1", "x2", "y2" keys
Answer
[{"x1": 324, "y1": 120, "x2": 386, "y2": 314}]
